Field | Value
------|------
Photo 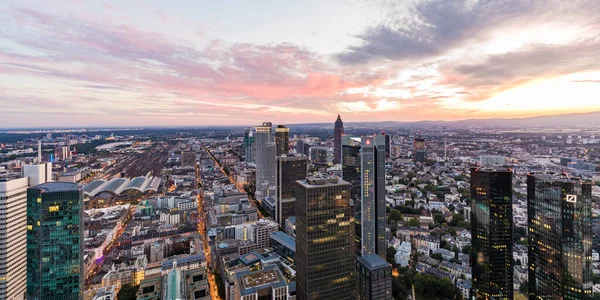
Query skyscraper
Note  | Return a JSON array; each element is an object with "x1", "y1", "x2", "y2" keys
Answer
[
  {"x1": 471, "y1": 167, "x2": 513, "y2": 300},
  {"x1": 255, "y1": 122, "x2": 272, "y2": 199},
  {"x1": 334, "y1": 114, "x2": 344, "y2": 164},
  {"x1": 341, "y1": 135, "x2": 387, "y2": 258},
  {"x1": 414, "y1": 137, "x2": 426, "y2": 163},
  {"x1": 27, "y1": 182, "x2": 83, "y2": 300},
  {"x1": 276, "y1": 154, "x2": 308, "y2": 225},
  {"x1": 0, "y1": 176, "x2": 29, "y2": 300},
  {"x1": 275, "y1": 125, "x2": 289, "y2": 157},
  {"x1": 527, "y1": 173, "x2": 593, "y2": 299},
  {"x1": 244, "y1": 128, "x2": 255, "y2": 163},
  {"x1": 265, "y1": 142, "x2": 277, "y2": 197},
  {"x1": 295, "y1": 175, "x2": 354, "y2": 300},
  {"x1": 356, "y1": 254, "x2": 393, "y2": 300}
]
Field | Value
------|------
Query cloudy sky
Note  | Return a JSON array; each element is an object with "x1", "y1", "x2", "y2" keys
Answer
[{"x1": 1, "y1": 0, "x2": 599, "y2": 127}]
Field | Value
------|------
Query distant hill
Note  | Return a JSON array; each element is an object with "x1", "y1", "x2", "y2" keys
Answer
[{"x1": 289, "y1": 111, "x2": 600, "y2": 129}]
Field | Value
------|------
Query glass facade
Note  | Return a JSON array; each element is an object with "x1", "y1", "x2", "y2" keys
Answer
[
  {"x1": 333, "y1": 114, "x2": 343, "y2": 164},
  {"x1": 471, "y1": 167, "x2": 513, "y2": 300},
  {"x1": 295, "y1": 176, "x2": 354, "y2": 300},
  {"x1": 276, "y1": 155, "x2": 308, "y2": 225},
  {"x1": 275, "y1": 125, "x2": 290, "y2": 157},
  {"x1": 27, "y1": 182, "x2": 83, "y2": 300},
  {"x1": 244, "y1": 128, "x2": 255, "y2": 163},
  {"x1": 527, "y1": 173, "x2": 593, "y2": 299},
  {"x1": 342, "y1": 135, "x2": 386, "y2": 258},
  {"x1": 356, "y1": 254, "x2": 392, "y2": 300}
]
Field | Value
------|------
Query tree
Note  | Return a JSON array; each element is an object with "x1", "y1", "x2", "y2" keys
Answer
[
  {"x1": 433, "y1": 214, "x2": 445, "y2": 224},
  {"x1": 462, "y1": 245, "x2": 472, "y2": 255},
  {"x1": 519, "y1": 281, "x2": 528, "y2": 294},
  {"x1": 448, "y1": 203, "x2": 455, "y2": 212},
  {"x1": 387, "y1": 246, "x2": 397, "y2": 265},
  {"x1": 407, "y1": 218, "x2": 420, "y2": 227},
  {"x1": 593, "y1": 274, "x2": 600, "y2": 284},
  {"x1": 407, "y1": 171, "x2": 416, "y2": 180},
  {"x1": 432, "y1": 253, "x2": 444, "y2": 261},
  {"x1": 389, "y1": 209, "x2": 403, "y2": 222},
  {"x1": 117, "y1": 284, "x2": 138, "y2": 300},
  {"x1": 424, "y1": 184, "x2": 436, "y2": 192}
]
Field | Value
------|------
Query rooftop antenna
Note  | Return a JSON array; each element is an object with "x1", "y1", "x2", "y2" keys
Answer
[{"x1": 37, "y1": 140, "x2": 42, "y2": 163}]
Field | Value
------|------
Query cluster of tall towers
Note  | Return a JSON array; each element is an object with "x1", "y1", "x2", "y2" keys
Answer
[
  {"x1": 471, "y1": 168, "x2": 593, "y2": 299},
  {"x1": 0, "y1": 155, "x2": 83, "y2": 300}
]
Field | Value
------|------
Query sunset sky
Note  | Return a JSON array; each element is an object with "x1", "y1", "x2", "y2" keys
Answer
[{"x1": 1, "y1": 0, "x2": 600, "y2": 127}]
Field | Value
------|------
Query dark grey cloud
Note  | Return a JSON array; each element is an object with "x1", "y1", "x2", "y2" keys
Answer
[
  {"x1": 452, "y1": 41, "x2": 600, "y2": 99},
  {"x1": 337, "y1": 0, "x2": 557, "y2": 64}
]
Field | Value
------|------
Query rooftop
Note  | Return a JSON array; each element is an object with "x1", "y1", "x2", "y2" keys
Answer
[
  {"x1": 297, "y1": 174, "x2": 348, "y2": 187},
  {"x1": 357, "y1": 253, "x2": 391, "y2": 270},
  {"x1": 32, "y1": 181, "x2": 80, "y2": 192},
  {"x1": 270, "y1": 231, "x2": 296, "y2": 252}
]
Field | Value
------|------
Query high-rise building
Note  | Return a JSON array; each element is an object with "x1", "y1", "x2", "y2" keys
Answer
[
  {"x1": 276, "y1": 154, "x2": 308, "y2": 225},
  {"x1": 471, "y1": 167, "x2": 513, "y2": 300},
  {"x1": 295, "y1": 175, "x2": 354, "y2": 300},
  {"x1": 295, "y1": 139, "x2": 305, "y2": 155},
  {"x1": 383, "y1": 133, "x2": 390, "y2": 159},
  {"x1": 265, "y1": 142, "x2": 277, "y2": 196},
  {"x1": 0, "y1": 176, "x2": 29, "y2": 300},
  {"x1": 244, "y1": 128, "x2": 256, "y2": 163},
  {"x1": 334, "y1": 114, "x2": 344, "y2": 164},
  {"x1": 181, "y1": 151, "x2": 196, "y2": 167},
  {"x1": 342, "y1": 135, "x2": 387, "y2": 258},
  {"x1": 356, "y1": 254, "x2": 393, "y2": 300},
  {"x1": 527, "y1": 173, "x2": 593, "y2": 299},
  {"x1": 27, "y1": 182, "x2": 83, "y2": 300},
  {"x1": 275, "y1": 125, "x2": 290, "y2": 157},
  {"x1": 414, "y1": 137, "x2": 426, "y2": 162},
  {"x1": 309, "y1": 146, "x2": 329, "y2": 165},
  {"x1": 255, "y1": 122, "x2": 272, "y2": 199},
  {"x1": 22, "y1": 162, "x2": 52, "y2": 186}
]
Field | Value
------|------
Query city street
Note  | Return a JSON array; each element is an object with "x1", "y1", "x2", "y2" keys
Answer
[{"x1": 196, "y1": 164, "x2": 222, "y2": 300}]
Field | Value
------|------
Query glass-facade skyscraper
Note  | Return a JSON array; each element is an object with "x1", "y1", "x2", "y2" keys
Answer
[
  {"x1": 276, "y1": 154, "x2": 308, "y2": 226},
  {"x1": 244, "y1": 128, "x2": 255, "y2": 163},
  {"x1": 255, "y1": 122, "x2": 272, "y2": 199},
  {"x1": 471, "y1": 167, "x2": 513, "y2": 300},
  {"x1": 341, "y1": 135, "x2": 386, "y2": 258},
  {"x1": 27, "y1": 182, "x2": 83, "y2": 300},
  {"x1": 275, "y1": 125, "x2": 290, "y2": 157},
  {"x1": 295, "y1": 175, "x2": 354, "y2": 300},
  {"x1": 527, "y1": 173, "x2": 593, "y2": 299},
  {"x1": 333, "y1": 114, "x2": 344, "y2": 164}
]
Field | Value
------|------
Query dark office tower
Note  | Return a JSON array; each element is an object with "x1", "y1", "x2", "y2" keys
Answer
[
  {"x1": 341, "y1": 136, "x2": 362, "y2": 207},
  {"x1": 27, "y1": 182, "x2": 83, "y2": 300},
  {"x1": 384, "y1": 133, "x2": 390, "y2": 159},
  {"x1": 356, "y1": 254, "x2": 393, "y2": 300},
  {"x1": 414, "y1": 137, "x2": 426, "y2": 162},
  {"x1": 334, "y1": 114, "x2": 344, "y2": 164},
  {"x1": 275, "y1": 125, "x2": 290, "y2": 157},
  {"x1": 244, "y1": 128, "x2": 255, "y2": 163},
  {"x1": 593, "y1": 209, "x2": 600, "y2": 251},
  {"x1": 471, "y1": 167, "x2": 513, "y2": 300},
  {"x1": 295, "y1": 175, "x2": 354, "y2": 300},
  {"x1": 527, "y1": 173, "x2": 593, "y2": 299},
  {"x1": 295, "y1": 139, "x2": 305, "y2": 155},
  {"x1": 181, "y1": 150, "x2": 196, "y2": 167},
  {"x1": 276, "y1": 154, "x2": 308, "y2": 226}
]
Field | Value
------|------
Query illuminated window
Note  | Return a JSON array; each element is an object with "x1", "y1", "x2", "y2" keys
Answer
[{"x1": 49, "y1": 205, "x2": 60, "y2": 212}]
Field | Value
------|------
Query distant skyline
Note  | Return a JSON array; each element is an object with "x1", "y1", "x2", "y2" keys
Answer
[{"x1": 1, "y1": 0, "x2": 600, "y2": 127}]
